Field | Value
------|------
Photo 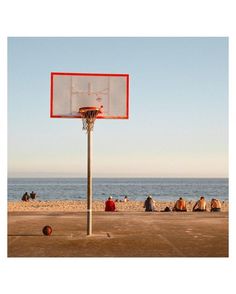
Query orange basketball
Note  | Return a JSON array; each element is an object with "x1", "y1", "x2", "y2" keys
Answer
[{"x1": 42, "y1": 225, "x2": 52, "y2": 236}]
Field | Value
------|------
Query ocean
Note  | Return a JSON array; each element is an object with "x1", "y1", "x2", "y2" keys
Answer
[{"x1": 8, "y1": 178, "x2": 228, "y2": 202}]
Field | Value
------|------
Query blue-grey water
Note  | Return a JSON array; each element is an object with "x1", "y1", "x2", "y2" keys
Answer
[{"x1": 8, "y1": 178, "x2": 228, "y2": 202}]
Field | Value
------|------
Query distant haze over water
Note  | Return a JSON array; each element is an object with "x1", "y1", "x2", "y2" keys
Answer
[{"x1": 8, "y1": 178, "x2": 228, "y2": 202}]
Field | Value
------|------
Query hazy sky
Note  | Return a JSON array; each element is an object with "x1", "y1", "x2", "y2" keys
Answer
[{"x1": 8, "y1": 37, "x2": 228, "y2": 178}]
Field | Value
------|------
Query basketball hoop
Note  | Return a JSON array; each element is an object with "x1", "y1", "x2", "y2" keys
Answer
[
  {"x1": 50, "y1": 72, "x2": 129, "y2": 236},
  {"x1": 79, "y1": 107, "x2": 101, "y2": 132}
]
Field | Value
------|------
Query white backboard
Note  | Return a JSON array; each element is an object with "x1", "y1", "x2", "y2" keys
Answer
[{"x1": 50, "y1": 72, "x2": 129, "y2": 119}]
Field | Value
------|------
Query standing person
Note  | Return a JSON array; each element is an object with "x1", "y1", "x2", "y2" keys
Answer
[
  {"x1": 21, "y1": 192, "x2": 30, "y2": 202},
  {"x1": 210, "y1": 198, "x2": 221, "y2": 212},
  {"x1": 143, "y1": 195, "x2": 156, "y2": 212},
  {"x1": 105, "y1": 196, "x2": 116, "y2": 212},
  {"x1": 173, "y1": 197, "x2": 187, "y2": 212},
  {"x1": 192, "y1": 196, "x2": 207, "y2": 212}
]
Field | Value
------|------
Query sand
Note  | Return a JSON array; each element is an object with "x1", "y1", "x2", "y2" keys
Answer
[{"x1": 8, "y1": 199, "x2": 229, "y2": 212}]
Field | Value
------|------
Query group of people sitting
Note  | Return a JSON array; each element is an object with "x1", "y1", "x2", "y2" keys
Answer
[
  {"x1": 144, "y1": 195, "x2": 222, "y2": 212},
  {"x1": 172, "y1": 196, "x2": 221, "y2": 212},
  {"x1": 21, "y1": 191, "x2": 37, "y2": 201},
  {"x1": 105, "y1": 195, "x2": 222, "y2": 212},
  {"x1": 21, "y1": 191, "x2": 222, "y2": 213}
]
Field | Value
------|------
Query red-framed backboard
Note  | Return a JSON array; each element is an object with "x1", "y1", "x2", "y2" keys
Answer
[{"x1": 50, "y1": 72, "x2": 129, "y2": 119}]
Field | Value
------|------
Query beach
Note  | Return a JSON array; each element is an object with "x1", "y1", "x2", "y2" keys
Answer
[{"x1": 8, "y1": 199, "x2": 229, "y2": 212}]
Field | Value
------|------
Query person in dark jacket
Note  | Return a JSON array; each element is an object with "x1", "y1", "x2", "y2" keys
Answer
[
  {"x1": 21, "y1": 192, "x2": 30, "y2": 202},
  {"x1": 143, "y1": 195, "x2": 156, "y2": 212},
  {"x1": 30, "y1": 191, "x2": 36, "y2": 200}
]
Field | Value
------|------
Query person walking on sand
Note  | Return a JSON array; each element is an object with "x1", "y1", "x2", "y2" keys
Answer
[
  {"x1": 173, "y1": 197, "x2": 187, "y2": 212},
  {"x1": 210, "y1": 198, "x2": 221, "y2": 212},
  {"x1": 143, "y1": 195, "x2": 156, "y2": 212},
  {"x1": 192, "y1": 196, "x2": 207, "y2": 212},
  {"x1": 21, "y1": 192, "x2": 30, "y2": 202},
  {"x1": 105, "y1": 196, "x2": 116, "y2": 212}
]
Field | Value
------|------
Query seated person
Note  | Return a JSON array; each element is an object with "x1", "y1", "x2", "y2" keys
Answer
[
  {"x1": 143, "y1": 195, "x2": 156, "y2": 212},
  {"x1": 105, "y1": 196, "x2": 116, "y2": 212},
  {"x1": 173, "y1": 197, "x2": 187, "y2": 211},
  {"x1": 21, "y1": 192, "x2": 30, "y2": 202},
  {"x1": 192, "y1": 196, "x2": 207, "y2": 211},
  {"x1": 210, "y1": 198, "x2": 221, "y2": 212},
  {"x1": 30, "y1": 191, "x2": 36, "y2": 200}
]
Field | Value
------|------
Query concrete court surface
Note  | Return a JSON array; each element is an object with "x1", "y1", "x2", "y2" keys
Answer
[{"x1": 8, "y1": 211, "x2": 228, "y2": 257}]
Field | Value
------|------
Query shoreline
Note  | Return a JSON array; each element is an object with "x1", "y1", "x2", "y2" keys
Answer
[{"x1": 8, "y1": 200, "x2": 229, "y2": 212}]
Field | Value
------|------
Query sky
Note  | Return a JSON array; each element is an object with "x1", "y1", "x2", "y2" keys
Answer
[{"x1": 8, "y1": 37, "x2": 228, "y2": 178}]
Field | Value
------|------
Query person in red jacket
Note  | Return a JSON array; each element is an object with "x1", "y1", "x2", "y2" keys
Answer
[{"x1": 105, "y1": 196, "x2": 116, "y2": 212}]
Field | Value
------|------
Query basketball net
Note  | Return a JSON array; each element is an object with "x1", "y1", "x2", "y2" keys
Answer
[{"x1": 79, "y1": 109, "x2": 100, "y2": 132}]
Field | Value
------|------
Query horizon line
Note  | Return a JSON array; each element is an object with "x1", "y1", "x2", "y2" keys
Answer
[{"x1": 8, "y1": 176, "x2": 229, "y2": 179}]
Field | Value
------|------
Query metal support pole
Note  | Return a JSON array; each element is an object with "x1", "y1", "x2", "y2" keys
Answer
[{"x1": 87, "y1": 127, "x2": 92, "y2": 235}]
